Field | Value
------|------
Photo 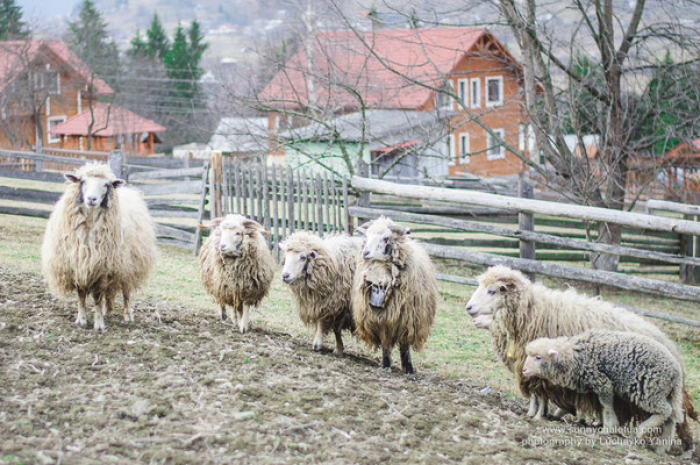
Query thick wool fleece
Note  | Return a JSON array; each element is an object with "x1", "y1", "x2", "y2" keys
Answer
[
  {"x1": 283, "y1": 232, "x2": 361, "y2": 334},
  {"x1": 198, "y1": 227, "x2": 274, "y2": 309},
  {"x1": 352, "y1": 230, "x2": 437, "y2": 352},
  {"x1": 42, "y1": 163, "x2": 156, "y2": 300}
]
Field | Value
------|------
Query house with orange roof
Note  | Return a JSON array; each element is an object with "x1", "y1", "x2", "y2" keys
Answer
[
  {"x1": 258, "y1": 27, "x2": 533, "y2": 177},
  {"x1": 50, "y1": 103, "x2": 165, "y2": 155},
  {"x1": 0, "y1": 40, "x2": 165, "y2": 155}
]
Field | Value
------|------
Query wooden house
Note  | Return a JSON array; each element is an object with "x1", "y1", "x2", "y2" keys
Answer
[
  {"x1": 258, "y1": 27, "x2": 532, "y2": 177},
  {"x1": 49, "y1": 103, "x2": 165, "y2": 155},
  {"x1": 0, "y1": 40, "x2": 113, "y2": 151}
]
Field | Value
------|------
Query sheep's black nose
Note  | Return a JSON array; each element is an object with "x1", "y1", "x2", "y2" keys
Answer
[
  {"x1": 282, "y1": 272, "x2": 290, "y2": 280},
  {"x1": 466, "y1": 304, "x2": 473, "y2": 312},
  {"x1": 362, "y1": 250, "x2": 370, "y2": 258},
  {"x1": 87, "y1": 196, "x2": 98, "y2": 203}
]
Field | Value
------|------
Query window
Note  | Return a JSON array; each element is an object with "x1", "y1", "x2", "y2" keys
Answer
[
  {"x1": 470, "y1": 78, "x2": 480, "y2": 108},
  {"x1": 487, "y1": 128, "x2": 505, "y2": 160},
  {"x1": 435, "y1": 81, "x2": 454, "y2": 110},
  {"x1": 485, "y1": 76, "x2": 503, "y2": 107},
  {"x1": 518, "y1": 123, "x2": 525, "y2": 151},
  {"x1": 458, "y1": 132, "x2": 470, "y2": 164},
  {"x1": 448, "y1": 134, "x2": 456, "y2": 161},
  {"x1": 519, "y1": 124, "x2": 537, "y2": 154},
  {"x1": 47, "y1": 116, "x2": 66, "y2": 144},
  {"x1": 457, "y1": 79, "x2": 468, "y2": 108}
]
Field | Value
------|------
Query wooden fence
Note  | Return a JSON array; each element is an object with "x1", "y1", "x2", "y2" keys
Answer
[
  {"x1": 209, "y1": 154, "x2": 350, "y2": 260},
  {"x1": 0, "y1": 150, "x2": 208, "y2": 251},
  {"x1": 349, "y1": 174, "x2": 700, "y2": 326}
]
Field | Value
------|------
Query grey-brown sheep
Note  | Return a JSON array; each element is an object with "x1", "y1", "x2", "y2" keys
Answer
[
  {"x1": 352, "y1": 217, "x2": 437, "y2": 374},
  {"x1": 198, "y1": 214, "x2": 274, "y2": 333},
  {"x1": 279, "y1": 232, "x2": 361, "y2": 356}
]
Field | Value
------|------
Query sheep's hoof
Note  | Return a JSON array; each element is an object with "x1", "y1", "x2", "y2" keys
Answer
[
  {"x1": 94, "y1": 321, "x2": 106, "y2": 332},
  {"x1": 75, "y1": 315, "x2": 87, "y2": 327},
  {"x1": 383, "y1": 367, "x2": 391, "y2": 373},
  {"x1": 239, "y1": 326, "x2": 248, "y2": 334},
  {"x1": 333, "y1": 349, "x2": 344, "y2": 357},
  {"x1": 404, "y1": 366, "x2": 415, "y2": 375},
  {"x1": 312, "y1": 342, "x2": 322, "y2": 351},
  {"x1": 123, "y1": 312, "x2": 134, "y2": 323}
]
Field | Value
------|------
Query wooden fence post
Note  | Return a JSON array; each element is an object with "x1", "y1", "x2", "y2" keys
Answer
[
  {"x1": 35, "y1": 145, "x2": 43, "y2": 172},
  {"x1": 108, "y1": 150, "x2": 123, "y2": 179},
  {"x1": 355, "y1": 160, "x2": 370, "y2": 231},
  {"x1": 518, "y1": 178, "x2": 535, "y2": 282},
  {"x1": 680, "y1": 213, "x2": 697, "y2": 284}
]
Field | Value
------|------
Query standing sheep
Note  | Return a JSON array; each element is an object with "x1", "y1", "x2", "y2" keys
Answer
[
  {"x1": 523, "y1": 330, "x2": 684, "y2": 454},
  {"x1": 278, "y1": 232, "x2": 361, "y2": 356},
  {"x1": 198, "y1": 214, "x2": 274, "y2": 333},
  {"x1": 42, "y1": 163, "x2": 156, "y2": 331},
  {"x1": 352, "y1": 217, "x2": 437, "y2": 374},
  {"x1": 465, "y1": 265, "x2": 696, "y2": 456}
]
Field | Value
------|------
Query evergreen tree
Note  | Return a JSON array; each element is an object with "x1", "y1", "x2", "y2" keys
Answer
[
  {"x1": 164, "y1": 23, "x2": 191, "y2": 101},
  {"x1": 66, "y1": 0, "x2": 120, "y2": 87},
  {"x1": 0, "y1": 0, "x2": 26, "y2": 39},
  {"x1": 128, "y1": 28, "x2": 148, "y2": 58},
  {"x1": 146, "y1": 12, "x2": 169, "y2": 60},
  {"x1": 187, "y1": 20, "x2": 207, "y2": 80}
]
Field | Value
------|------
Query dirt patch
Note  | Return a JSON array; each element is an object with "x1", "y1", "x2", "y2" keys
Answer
[{"x1": 0, "y1": 266, "x2": 691, "y2": 464}]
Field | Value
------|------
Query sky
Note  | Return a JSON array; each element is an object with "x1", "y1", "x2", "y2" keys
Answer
[{"x1": 18, "y1": 0, "x2": 80, "y2": 20}]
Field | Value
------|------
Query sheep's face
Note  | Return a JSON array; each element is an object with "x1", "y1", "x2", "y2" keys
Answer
[
  {"x1": 523, "y1": 338, "x2": 562, "y2": 379},
  {"x1": 356, "y1": 217, "x2": 409, "y2": 261},
  {"x1": 200, "y1": 215, "x2": 267, "y2": 257},
  {"x1": 465, "y1": 282, "x2": 502, "y2": 318},
  {"x1": 279, "y1": 245, "x2": 317, "y2": 285},
  {"x1": 65, "y1": 173, "x2": 124, "y2": 209}
]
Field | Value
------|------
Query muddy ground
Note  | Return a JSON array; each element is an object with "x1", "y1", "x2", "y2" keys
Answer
[{"x1": 0, "y1": 266, "x2": 695, "y2": 464}]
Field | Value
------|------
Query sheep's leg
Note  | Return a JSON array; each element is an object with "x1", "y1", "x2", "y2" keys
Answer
[
  {"x1": 93, "y1": 294, "x2": 106, "y2": 332},
  {"x1": 534, "y1": 395, "x2": 548, "y2": 420},
  {"x1": 637, "y1": 413, "x2": 668, "y2": 439},
  {"x1": 238, "y1": 303, "x2": 249, "y2": 334},
  {"x1": 381, "y1": 347, "x2": 392, "y2": 372},
  {"x1": 655, "y1": 418, "x2": 675, "y2": 455},
  {"x1": 312, "y1": 321, "x2": 323, "y2": 351},
  {"x1": 333, "y1": 328, "x2": 344, "y2": 357},
  {"x1": 221, "y1": 306, "x2": 228, "y2": 321},
  {"x1": 526, "y1": 396, "x2": 539, "y2": 417},
  {"x1": 399, "y1": 344, "x2": 414, "y2": 375},
  {"x1": 122, "y1": 289, "x2": 134, "y2": 323},
  {"x1": 105, "y1": 292, "x2": 114, "y2": 317},
  {"x1": 599, "y1": 388, "x2": 619, "y2": 433},
  {"x1": 225, "y1": 305, "x2": 236, "y2": 322},
  {"x1": 76, "y1": 290, "x2": 88, "y2": 327}
]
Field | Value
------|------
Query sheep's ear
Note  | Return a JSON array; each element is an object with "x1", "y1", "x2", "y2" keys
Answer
[
  {"x1": 64, "y1": 173, "x2": 80, "y2": 183},
  {"x1": 548, "y1": 349, "x2": 558, "y2": 357},
  {"x1": 354, "y1": 221, "x2": 372, "y2": 236},
  {"x1": 389, "y1": 225, "x2": 410, "y2": 236},
  {"x1": 278, "y1": 242, "x2": 287, "y2": 251},
  {"x1": 198, "y1": 218, "x2": 223, "y2": 229},
  {"x1": 309, "y1": 250, "x2": 318, "y2": 259},
  {"x1": 242, "y1": 219, "x2": 269, "y2": 235},
  {"x1": 112, "y1": 179, "x2": 126, "y2": 188}
]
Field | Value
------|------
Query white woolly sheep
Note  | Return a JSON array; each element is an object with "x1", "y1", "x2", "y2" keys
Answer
[
  {"x1": 279, "y1": 232, "x2": 361, "y2": 356},
  {"x1": 524, "y1": 330, "x2": 684, "y2": 454},
  {"x1": 466, "y1": 265, "x2": 696, "y2": 456},
  {"x1": 198, "y1": 214, "x2": 274, "y2": 333},
  {"x1": 352, "y1": 217, "x2": 437, "y2": 374},
  {"x1": 42, "y1": 163, "x2": 156, "y2": 331}
]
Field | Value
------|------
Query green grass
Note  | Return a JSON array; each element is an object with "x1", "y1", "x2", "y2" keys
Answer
[{"x1": 0, "y1": 212, "x2": 698, "y2": 407}]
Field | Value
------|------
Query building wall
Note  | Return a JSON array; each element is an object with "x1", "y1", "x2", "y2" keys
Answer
[
  {"x1": 285, "y1": 141, "x2": 370, "y2": 177},
  {"x1": 445, "y1": 54, "x2": 530, "y2": 177}
]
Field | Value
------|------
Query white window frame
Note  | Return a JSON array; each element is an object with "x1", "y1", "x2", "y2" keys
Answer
[
  {"x1": 448, "y1": 134, "x2": 456, "y2": 163},
  {"x1": 47, "y1": 115, "x2": 66, "y2": 144},
  {"x1": 458, "y1": 132, "x2": 470, "y2": 164},
  {"x1": 518, "y1": 123, "x2": 525, "y2": 151},
  {"x1": 457, "y1": 78, "x2": 468, "y2": 109},
  {"x1": 435, "y1": 80, "x2": 454, "y2": 110},
  {"x1": 485, "y1": 76, "x2": 503, "y2": 107},
  {"x1": 487, "y1": 128, "x2": 505, "y2": 160},
  {"x1": 77, "y1": 91, "x2": 82, "y2": 113},
  {"x1": 470, "y1": 78, "x2": 480, "y2": 108}
]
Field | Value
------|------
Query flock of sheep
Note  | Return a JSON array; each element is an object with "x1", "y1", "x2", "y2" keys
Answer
[{"x1": 40, "y1": 163, "x2": 696, "y2": 457}]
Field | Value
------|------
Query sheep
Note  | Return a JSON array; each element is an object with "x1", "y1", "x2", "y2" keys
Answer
[
  {"x1": 523, "y1": 330, "x2": 684, "y2": 454},
  {"x1": 352, "y1": 217, "x2": 437, "y2": 374},
  {"x1": 198, "y1": 214, "x2": 274, "y2": 334},
  {"x1": 466, "y1": 265, "x2": 696, "y2": 456},
  {"x1": 42, "y1": 162, "x2": 156, "y2": 331},
  {"x1": 278, "y1": 232, "x2": 361, "y2": 356}
]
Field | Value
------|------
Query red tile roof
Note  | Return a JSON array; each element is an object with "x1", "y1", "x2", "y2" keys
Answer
[
  {"x1": 258, "y1": 27, "x2": 510, "y2": 110},
  {"x1": 663, "y1": 138, "x2": 700, "y2": 161},
  {"x1": 50, "y1": 103, "x2": 165, "y2": 137},
  {"x1": 0, "y1": 40, "x2": 113, "y2": 95}
]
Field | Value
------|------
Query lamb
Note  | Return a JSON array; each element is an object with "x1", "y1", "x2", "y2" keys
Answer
[
  {"x1": 352, "y1": 217, "x2": 437, "y2": 374},
  {"x1": 523, "y1": 330, "x2": 684, "y2": 454},
  {"x1": 42, "y1": 162, "x2": 156, "y2": 331},
  {"x1": 466, "y1": 265, "x2": 696, "y2": 456},
  {"x1": 198, "y1": 214, "x2": 274, "y2": 334},
  {"x1": 278, "y1": 232, "x2": 361, "y2": 356}
]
